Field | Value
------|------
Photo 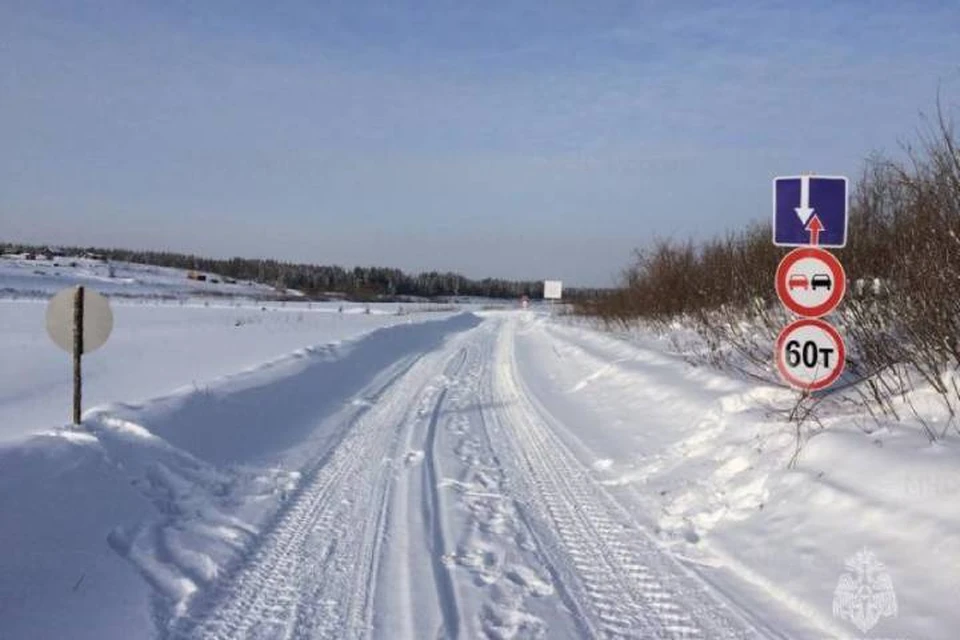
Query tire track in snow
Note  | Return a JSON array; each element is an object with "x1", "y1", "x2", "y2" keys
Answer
[
  {"x1": 168, "y1": 354, "x2": 419, "y2": 639},
  {"x1": 429, "y1": 326, "x2": 585, "y2": 639},
  {"x1": 485, "y1": 317, "x2": 762, "y2": 639},
  {"x1": 470, "y1": 366, "x2": 593, "y2": 639},
  {"x1": 420, "y1": 347, "x2": 470, "y2": 639},
  {"x1": 169, "y1": 336, "x2": 475, "y2": 640}
]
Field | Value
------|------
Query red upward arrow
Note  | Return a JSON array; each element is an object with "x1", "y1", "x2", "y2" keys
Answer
[{"x1": 806, "y1": 214, "x2": 824, "y2": 246}]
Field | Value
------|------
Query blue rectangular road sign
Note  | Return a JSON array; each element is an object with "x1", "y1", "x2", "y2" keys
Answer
[{"x1": 773, "y1": 175, "x2": 848, "y2": 247}]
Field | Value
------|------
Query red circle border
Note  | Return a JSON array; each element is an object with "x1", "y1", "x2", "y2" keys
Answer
[
  {"x1": 775, "y1": 247, "x2": 846, "y2": 318},
  {"x1": 775, "y1": 318, "x2": 846, "y2": 391}
]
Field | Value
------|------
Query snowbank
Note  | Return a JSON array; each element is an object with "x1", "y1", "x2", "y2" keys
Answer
[
  {"x1": 0, "y1": 313, "x2": 481, "y2": 638},
  {"x1": 532, "y1": 315, "x2": 960, "y2": 639},
  {"x1": 0, "y1": 299, "x2": 456, "y2": 442}
]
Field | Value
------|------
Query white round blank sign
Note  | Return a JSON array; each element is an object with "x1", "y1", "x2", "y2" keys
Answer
[{"x1": 46, "y1": 287, "x2": 113, "y2": 354}]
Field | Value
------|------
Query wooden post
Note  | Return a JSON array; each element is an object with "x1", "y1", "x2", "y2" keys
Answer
[{"x1": 73, "y1": 286, "x2": 84, "y2": 425}]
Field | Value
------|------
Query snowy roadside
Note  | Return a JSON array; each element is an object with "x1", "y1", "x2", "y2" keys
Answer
[
  {"x1": 0, "y1": 313, "x2": 481, "y2": 639},
  {"x1": 0, "y1": 298, "x2": 450, "y2": 443},
  {"x1": 535, "y1": 313, "x2": 960, "y2": 639}
]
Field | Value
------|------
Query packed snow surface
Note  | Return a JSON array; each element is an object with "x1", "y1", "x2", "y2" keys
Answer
[{"x1": 1, "y1": 271, "x2": 957, "y2": 638}]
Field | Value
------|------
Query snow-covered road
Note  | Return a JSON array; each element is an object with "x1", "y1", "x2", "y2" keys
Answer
[
  {"x1": 162, "y1": 314, "x2": 763, "y2": 639},
  {"x1": 3, "y1": 309, "x2": 957, "y2": 639}
]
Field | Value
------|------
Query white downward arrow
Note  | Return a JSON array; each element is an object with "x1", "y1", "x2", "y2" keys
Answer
[{"x1": 795, "y1": 175, "x2": 815, "y2": 225}]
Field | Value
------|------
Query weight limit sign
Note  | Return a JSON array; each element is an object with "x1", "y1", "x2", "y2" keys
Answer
[{"x1": 775, "y1": 318, "x2": 845, "y2": 391}]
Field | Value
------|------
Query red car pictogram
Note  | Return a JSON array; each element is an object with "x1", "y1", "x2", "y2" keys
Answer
[{"x1": 788, "y1": 274, "x2": 809, "y2": 290}]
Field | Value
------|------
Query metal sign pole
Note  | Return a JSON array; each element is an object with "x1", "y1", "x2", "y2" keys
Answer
[
  {"x1": 73, "y1": 286, "x2": 84, "y2": 425},
  {"x1": 47, "y1": 285, "x2": 112, "y2": 423}
]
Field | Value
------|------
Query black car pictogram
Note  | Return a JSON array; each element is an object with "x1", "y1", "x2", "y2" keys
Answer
[{"x1": 811, "y1": 274, "x2": 832, "y2": 291}]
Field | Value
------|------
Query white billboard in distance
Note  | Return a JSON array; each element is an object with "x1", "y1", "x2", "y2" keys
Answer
[{"x1": 543, "y1": 280, "x2": 563, "y2": 300}]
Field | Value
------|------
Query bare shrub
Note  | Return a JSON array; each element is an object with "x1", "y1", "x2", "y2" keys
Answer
[{"x1": 576, "y1": 99, "x2": 960, "y2": 441}]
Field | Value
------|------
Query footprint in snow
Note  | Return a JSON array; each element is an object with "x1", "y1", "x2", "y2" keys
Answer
[{"x1": 504, "y1": 565, "x2": 554, "y2": 598}]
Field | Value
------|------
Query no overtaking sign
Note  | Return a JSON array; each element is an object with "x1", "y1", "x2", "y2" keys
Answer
[{"x1": 775, "y1": 247, "x2": 846, "y2": 318}]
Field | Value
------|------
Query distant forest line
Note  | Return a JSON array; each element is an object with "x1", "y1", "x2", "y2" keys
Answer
[{"x1": 1, "y1": 241, "x2": 603, "y2": 301}]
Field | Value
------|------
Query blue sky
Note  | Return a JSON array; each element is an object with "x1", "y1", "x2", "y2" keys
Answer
[{"x1": 2, "y1": 1, "x2": 959, "y2": 285}]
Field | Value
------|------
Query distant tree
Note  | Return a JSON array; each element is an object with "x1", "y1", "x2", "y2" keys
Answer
[{"x1": 0, "y1": 241, "x2": 542, "y2": 301}]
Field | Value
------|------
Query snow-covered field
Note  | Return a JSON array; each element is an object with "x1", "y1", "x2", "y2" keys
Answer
[
  {"x1": 1, "y1": 261, "x2": 958, "y2": 639},
  {"x1": 0, "y1": 254, "x2": 285, "y2": 300},
  {"x1": 0, "y1": 256, "x2": 459, "y2": 443}
]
